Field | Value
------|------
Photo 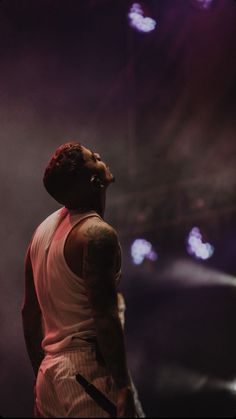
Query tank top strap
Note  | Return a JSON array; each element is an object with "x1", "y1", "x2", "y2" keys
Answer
[{"x1": 68, "y1": 210, "x2": 102, "y2": 229}]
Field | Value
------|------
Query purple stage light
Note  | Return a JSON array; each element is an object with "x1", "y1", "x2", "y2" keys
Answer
[
  {"x1": 128, "y1": 3, "x2": 157, "y2": 33},
  {"x1": 190, "y1": 0, "x2": 214, "y2": 10},
  {"x1": 131, "y1": 239, "x2": 158, "y2": 265},
  {"x1": 187, "y1": 227, "x2": 214, "y2": 261},
  {"x1": 147, "y1": 250, "x2": 158, "y2": 262}
]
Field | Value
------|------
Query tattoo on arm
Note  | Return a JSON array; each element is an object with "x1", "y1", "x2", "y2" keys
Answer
[
  {"x1": 84, "y1": 225, "x2": 118, "y2": 275},
  {"x1": 83, "y1": 224, "x2": 119, "y2": 315},
  {"x1": 83, "y1": 224, "x2": 130, "y2": 388}
]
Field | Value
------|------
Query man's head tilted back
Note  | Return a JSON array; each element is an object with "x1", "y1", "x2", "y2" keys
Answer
[{"x1": 43, "y1": 142, "x2": 114, "y2": 209}]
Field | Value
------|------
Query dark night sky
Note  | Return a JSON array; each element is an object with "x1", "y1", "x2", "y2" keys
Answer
[{"x1": 0, "y1": 0, "x2": 236, "y2": 417}]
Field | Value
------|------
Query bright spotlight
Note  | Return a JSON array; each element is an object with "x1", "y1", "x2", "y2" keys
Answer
[
  {"x1": 131, "y1": 239, "x2": 158, "y2": 265},
  {"x1": 187, "y1": 227, "x2": 214, "y2": 261},
  {"x1": 128, "y1": 3, "x2": 157, "y2": 33}
]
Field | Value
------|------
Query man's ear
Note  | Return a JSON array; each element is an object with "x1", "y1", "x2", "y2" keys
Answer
[{"x1": 90, "y1": 175, "x2": 105, "y2": 189}]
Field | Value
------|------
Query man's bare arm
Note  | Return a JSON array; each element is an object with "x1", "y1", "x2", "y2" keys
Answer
[
  {"x1": 21, "y1": 245, "x2": 44, "y2": 377},
  {"x1": 83, "y1": 222, "x2": 135, "y2": 417}
]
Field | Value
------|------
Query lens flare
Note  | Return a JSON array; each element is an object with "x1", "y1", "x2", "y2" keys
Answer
[
  {"x1": 187, "y1": 227, "x2": 214, "y2": 261},
  {"x1": 131, "y1": 238, "x2": 158, "y2": 265},
  {"x1": 128, "y1": 3, "x2": 157, "y2": 33},
  {"x1": 190, "y1": 0, "x2": 214, "y2": 10}
]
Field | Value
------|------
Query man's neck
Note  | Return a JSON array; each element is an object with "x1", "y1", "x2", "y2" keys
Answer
[{"x1": 70, "y1": 192, "x2": 106, "y2": 218}]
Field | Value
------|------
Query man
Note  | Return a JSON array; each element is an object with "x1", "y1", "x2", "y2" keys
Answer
[{"x1": 22, "y1": 142, "x2": 136, "y2": 417}]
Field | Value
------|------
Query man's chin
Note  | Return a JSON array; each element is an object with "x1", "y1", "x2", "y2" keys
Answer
[
  {"x1": 106, "y1": 172, "x2": 115, "y2": 185},
  {"x1": 110, "y1": 173, "x2": 115, "y2": 183}
]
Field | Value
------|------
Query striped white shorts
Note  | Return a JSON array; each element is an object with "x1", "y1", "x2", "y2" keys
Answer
[{"x1": 35, "y1": 341, "x2": 118, "y2": 418}]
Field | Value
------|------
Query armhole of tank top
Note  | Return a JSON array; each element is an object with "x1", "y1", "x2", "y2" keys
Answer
[
  {"x1": 29, "y1": 225, "x2": 41, "y2": 262},
  {"x1": 60, "y1": 213, "x2": 102, "y2": 281}
]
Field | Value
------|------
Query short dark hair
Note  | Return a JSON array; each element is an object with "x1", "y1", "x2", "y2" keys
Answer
[{"x1": 43, "y1": 142, "x2": 88, "y2": 206}]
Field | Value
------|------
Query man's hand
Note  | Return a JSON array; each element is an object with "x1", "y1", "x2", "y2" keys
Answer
[{"x1": 117, "y1": 386, "x2": 136, "y2": 418}]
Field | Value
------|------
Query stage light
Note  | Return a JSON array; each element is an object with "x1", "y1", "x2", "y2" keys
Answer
[
  {"x1": 187, "y1": 227, "x2": 214, "y2": 261},
  {"x1": 128, "y1": 3, "x2": 157, "y2": 33},
  {"x1": 147, "y1": 250, "x2": 158, "y2": 262},
  {"x1": 190, "y1": 0, "x2": 214, "y2": 10},
  {"x1": 131, "y1": 238, "x2": 158, "y2": 265}
]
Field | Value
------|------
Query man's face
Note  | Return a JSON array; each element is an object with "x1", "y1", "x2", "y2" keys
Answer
[{"x1": 82, "y1": 146, "x2": 115, "y2": 186}]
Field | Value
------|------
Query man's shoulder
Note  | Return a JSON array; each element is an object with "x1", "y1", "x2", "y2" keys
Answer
[
  {"x1": 79, "y1": 217, "x2": 118, "y2": 245},
  {"x1": 81, "y1": 218, "x2": 120, "y2": 273},
  {"x1": 36, "y1": 207, "x2": 64, "y2": 230},
  {"x1": 31, "y1": 207, "x2": 65, "y2": 245}
]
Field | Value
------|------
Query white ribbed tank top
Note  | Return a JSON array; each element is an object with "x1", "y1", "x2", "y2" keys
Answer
[{"x1": 30, "y1": 207, "x2": 113, "y2": 354}]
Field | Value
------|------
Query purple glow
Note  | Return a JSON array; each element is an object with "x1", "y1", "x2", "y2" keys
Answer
[
  {"x1": 187, "y1": 227, "x2": 214, "y2": 260},
  {"x1": 128, "y1": 3, "x2": 157, "y2": 33},
  {"x1": 191, "y1": 0, "x2": 214, "y2": 10},
  {"x1": 147, "y1": 250, "x2": 158, "y2": 262},
  {"x1": 131, "y1": 239, "x2": 158, "y2": 265}
]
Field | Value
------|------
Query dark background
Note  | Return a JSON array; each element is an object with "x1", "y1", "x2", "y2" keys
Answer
[{"x1": 0, "y1": 0, "x2": 236, "y2": 417}]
